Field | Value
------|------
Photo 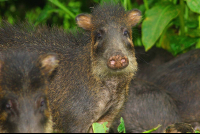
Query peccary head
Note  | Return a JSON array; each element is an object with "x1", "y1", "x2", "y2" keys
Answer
[
  {"x1": 76, "y1": 2, "x2": 141, "y2": 79},
  {"x1": 0, "y1": 50, "x2": 59, "y2": 133}
]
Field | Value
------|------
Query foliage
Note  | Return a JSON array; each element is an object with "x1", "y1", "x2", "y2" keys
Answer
[
  {"x1": 0, "y1": 0, "x2": 199, "y2": 55},
  {"x1": 195, "y1": 130, "x2": 200, "y2": 133},
  {"x1": 91, "y1": 118, "x2": 161, "y2": 133},
  {"x1": 141, "y1": 0, "x2": 200, "y2": 55},
  {"x1": 92, "y1": 122, "x2": 108, "y2": 133},
  {"x1": 117, "y1": 117, "x2": 126, "y2": 133},
  {"x1": 142, "y1": 124, "x2": 162, "y2": 133}
]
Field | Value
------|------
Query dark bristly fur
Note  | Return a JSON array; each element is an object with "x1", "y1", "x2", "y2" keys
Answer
[
  {"x1": 0, "y1": 2, "x2": 141, "y2": 132},
  {"x1": 110, "y1": 79, "x2": 181, "y2": 133},
  {"x1": 145, "y1": 49, "x2": 200, "y2": 130},
  {"x1": 135, "y1": 46, "x2": 174, "y2": 80},
  {"x1": 165, "y1": 122, "x2": 195, "y2": 133},
  {"x1": 0, "y1": 50, "x2": 58, "y2": 132}
]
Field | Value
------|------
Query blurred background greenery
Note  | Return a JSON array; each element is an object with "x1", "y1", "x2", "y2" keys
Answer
[{"x1": 0, "y1": 0, "x2": 200, "y2": 56}]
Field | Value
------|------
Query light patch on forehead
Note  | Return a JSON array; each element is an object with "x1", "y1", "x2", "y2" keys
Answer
[{"x1": 105, "y1": 22, "x2": 122, "y2": 30}]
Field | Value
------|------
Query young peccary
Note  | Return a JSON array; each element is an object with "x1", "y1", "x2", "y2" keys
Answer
[
  {"x1": 0, "y1": 49, "x2": 59, "y2": 133},
  {"x1": 0, "y1": 2, "x2": 142, "y2": 132}
]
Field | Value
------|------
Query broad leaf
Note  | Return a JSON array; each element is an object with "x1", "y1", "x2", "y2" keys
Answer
[
  {"x1": 142, "y1": 2, "x2": 179, "y2": 51},
  {"x1": 170, "y1": 35, "x2": 198, "y2": 55},
  {"x1": 92, "y1": 122, "x2": 108, "y2": 133},
  {"x1": 187, "y1": 29, "x2": 200, "y2": 37},
  {"x1": 186, "y1": 0, "x2": 200, "y2": 14},
  {"x1": 117, "y1": 117, "x2": 126, "y2": 133}
]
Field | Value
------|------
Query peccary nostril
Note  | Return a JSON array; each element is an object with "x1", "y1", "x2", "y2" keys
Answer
[
  {"x1": 110, "y1": 60, "x2": 116, "y2": 65},
  {"x1": 107, "y1": 55, "x2": 129, "y2": 70}
]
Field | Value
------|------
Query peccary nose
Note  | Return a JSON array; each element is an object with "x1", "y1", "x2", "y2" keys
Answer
[{"x1": 107, "y1": 55, "x2": 129, "y2": 70}]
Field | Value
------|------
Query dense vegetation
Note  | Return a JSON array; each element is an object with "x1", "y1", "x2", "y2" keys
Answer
[{"x1": 0, "y1": 0, "x2": 200, "y2": 55}]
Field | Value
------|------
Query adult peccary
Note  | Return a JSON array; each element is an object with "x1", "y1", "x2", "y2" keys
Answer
[
  {"x1": 0, "y1": 2, "x2": 142, "y2": 132},
  {"x1": 109, "y1": 47, "x2": 175, "y2": 133},
  {"x1": 0, "y1": 49, "x2": 59, "y2": 133},
  {"x1": 110, "y1": 49, "x2": 200, "y2": 132},
  {"x1": 144, "y1": 49, "x2": 200, "y2": 130},
  {"x1": 110, "y1": 78, "x2": 181, "y2": 133},
  {"x1": 135, "y1": 46, "x2": 174, "y2": 80}
]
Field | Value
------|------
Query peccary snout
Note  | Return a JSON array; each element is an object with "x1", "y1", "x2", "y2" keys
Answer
[{"x1": 107, "y1": 55, "x2": 129, "y2": 70}]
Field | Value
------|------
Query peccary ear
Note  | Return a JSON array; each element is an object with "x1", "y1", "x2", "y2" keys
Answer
[
  {"x1": 39, "y1": 53, "x2": 59, "y2": 76},
  {"x1": 127, "y1": 9, "x2": 142, "y2": 27},
  {"x1": 76, "y1": 13, "x2": 92, "y2": 30}
]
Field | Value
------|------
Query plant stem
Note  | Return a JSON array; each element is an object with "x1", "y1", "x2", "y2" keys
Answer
[
  {"x1": 184, "y1": 4, "x2": 188, "y2": 33},
  {"x1": 199, "y1": 15, "x2": 200, "y2": 29},
  {"x1": 196, "y1": 15, "x2": 200, "y2": 48},
  {"x1": 173, "y1": 0, "x2": 177, "y2": 5},
  {"x1": 143, "y1": 124, "x2": 162, "y2": 133},
  {"x1": 127, "y1": 0, "x2": 132, "y2": 10},
  {"x1": 178, "y1": 0, "x2": 185, "y2": 36},
  {"x1": 143, "y1": 0, "x2": 149, "y2": 11},
  {"x1": 123, "y1": 0, "x2": 127, "y2": 11},
  {"x1": 48, "y1": 0, "x2": 75, "y2": 18}
]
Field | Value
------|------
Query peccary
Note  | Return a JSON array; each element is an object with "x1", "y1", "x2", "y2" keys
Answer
[
  {"x1": 0, "y1": 49, "x2": 59, "y2": 133},
  {"x1": 135, "y1": 46, "x2": 174, "y2": 80},
  {"x1": 0, "y1": 2, "x2": 142, "y2": 132},
  {"x1": 110, "y1": 78, "x2": 181, "y2": 133},
  {"x1": 164, "y1": 122, "x2": 195, "y2": 133},
  {"x1": 145, "y1": 49, "x2": 200, "y2": 130}
]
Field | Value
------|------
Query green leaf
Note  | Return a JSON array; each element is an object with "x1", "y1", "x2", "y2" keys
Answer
[
  {"x1": 185, "y1": 20, "x2": 199, "y2": 29},
  {"x1": 196, "y1": 39, "x2": 200, "y2": 49},
  {"x1": 92, "y1": 122, "x2": 108, "y2": 133},
  {"x1": 48, "y1": 0, "x2": 75, "y2": 18},
  {"x1": 187, "y1": 29, "x2": 200, "y2": 37},
  {"x1": 34, "y1": 6, "x2": 52, "y2": 26},
  {"x1": 117, "y1": 117, "x2": 126, "y2": 133},
  {"x1": 169, "y1": 35, "x2": 198, "y2": 55},
  {"x1": 186, "y1": 0, "x2": 200, "y2": 14},
  {"x1": 142, "y1": 124, "x2": 162, "y2": 133},
  {"x1": 142, "y1": 2, "x2": 180, "y2": 51},
  {"x1": 195, "y1": 130, "x2": 200, "y2": 133}
]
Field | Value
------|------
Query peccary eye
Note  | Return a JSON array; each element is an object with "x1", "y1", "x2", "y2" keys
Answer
[
  {"x1": 5, "y1": 100, "x2": 13, "y2": 112},
  {"x1": 96, "y1": 33, "x2": 102, "y2": 40},
  {"x1": 123, "y1": 30, "x2": 129, "y2": 36},
  {"x1": 6, "y1": 103, "x2": 12, "y2": 110},
  {"x1": 36, "y1": 96, "x2": 46, "y2": 109},
  {"x1": 40, "y1": 100, "x2": 45, "y2": 107}
]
